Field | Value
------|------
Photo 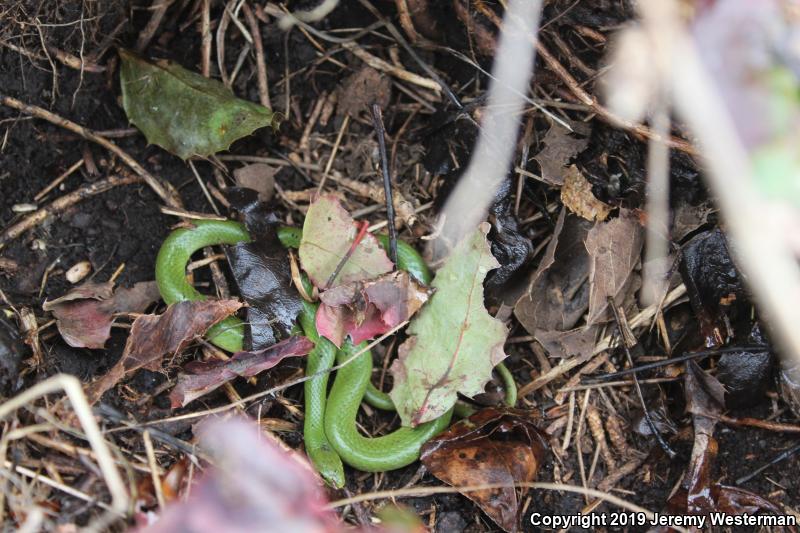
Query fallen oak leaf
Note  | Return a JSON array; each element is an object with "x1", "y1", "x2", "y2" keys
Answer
[
  {"x1": 390, "y1": 223, "x2": 508, "y2": 426},
  {"x1": 43, "y1": 281, "x2": 161, "y2": 349},
  {"x1": 85, "y1": 299, "x2": 242, "y2": 404},
  {"x1": 119, "y1": 50, "x2": 279, "y2": 160},
  {"x1": 316, "y1": 271, "x2": 432, "y2": 347},
  {"x1": 420, "y1": 407, "x2": 549, "y2": 532},
  {"x1": 299, "y1": 194, "x2": 393, "y2": 288},
  {"x1": 169, "y1": 336, "x2": 313, "y2": 408}
]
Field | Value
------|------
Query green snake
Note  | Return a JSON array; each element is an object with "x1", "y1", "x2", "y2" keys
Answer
[{"x1": 155, "y1": 219, "x2": 516, "y2": 487}]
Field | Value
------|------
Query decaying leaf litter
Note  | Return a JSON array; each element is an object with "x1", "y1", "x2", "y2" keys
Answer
[{"x1": 1, "y1": 1, "x2": 800, "y2": 532}]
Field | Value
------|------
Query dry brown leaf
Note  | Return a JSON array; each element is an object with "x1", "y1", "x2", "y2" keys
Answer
[
  {"x1": 533, "y1": 124, "x2": 589, "y2": 186},
  {"x1": 233, "y1": 164, "x2": 276, "y2": 202},
  {"x1": 585, "y1": 209, "x2": 644, "y2": 325},
  {"x1": 514, "y1": 209, "x2": 592, "y2": 336},
  {"x1": 85, "y1": 299, "x2": 242, "y2": 403},
  {"x1": 420, "y1": 408, "x2": 549, "y2": 532},
  {"x1": 560, "y1": 165, "x2": 612, "y2": 222},
  {"x1": 43, "y1": 281, "x2": 160, "y2": 349}
]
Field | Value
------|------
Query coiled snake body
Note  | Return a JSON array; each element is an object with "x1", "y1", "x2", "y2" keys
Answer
[{"x1": 155, "y1": 219, "x2": 514, "y2": 487}]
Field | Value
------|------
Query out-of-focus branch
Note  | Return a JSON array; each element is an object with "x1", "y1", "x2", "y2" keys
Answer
[
  {"x1": 430, "y1": 0, "x2": 542, "y2": 261},
  {"x1": 636, "y1": 2, "x2": 800, "y2": 376}
]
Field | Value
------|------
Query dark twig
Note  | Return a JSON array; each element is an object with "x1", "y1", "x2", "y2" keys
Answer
[
  {"x1": 585, "y1": 345, "x2": 766, "y2": 383},
  {"x1": 736, "y1": 441, "x2": 800, "y2": 485},
  {"x1": 608, "y1": 297, "x2": 677, "y2": 458},
  {"x1": 371, "y1": 104, "x2": 398, "y2": 264},
  {"x1": 325, "y1": 220, "x2": 370, "y2": 289}
]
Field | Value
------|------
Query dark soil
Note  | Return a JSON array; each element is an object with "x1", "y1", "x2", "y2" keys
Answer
[{"x1": 1, "y1": 1, "x2": 798, "y2": 532}]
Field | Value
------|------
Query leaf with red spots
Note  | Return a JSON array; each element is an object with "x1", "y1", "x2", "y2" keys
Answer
[
  {"x1": 390, "y1": 223, "x2": 508, "y2": 426},
  {"x1": 420, "y1": 408, "x2": 549, "y2": 532}
]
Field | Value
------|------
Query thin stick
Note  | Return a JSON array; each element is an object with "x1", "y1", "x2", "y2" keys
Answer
[
  {"x1": 136, "y1": 0, "x2": 172, "y2": 52},
  {"x1": 608, "y1": 298, "x2": 676, "y2": 458},
  {"x1": 370, "y1": 104, "x2": 398, "y2": 263},
  {"x1": 0, "y1": 173, "x2": 141, "y2": 248},
  {"x1": 34, "y1": 158, "x2": 84, "y2": 201},
  {"x1": 143, "y1": 430, "x2": 166, "y2": 509},
  {"x1": 4, "y1": 461, "x2": 118, "y2": 514},
  {"x1": 586, "y1": 345, "x2": 765, "y2": 383},
  {"x1": 0, "y1": 95, "x2": 180, "y2": 207},
  {"x1": 200, "y1": 0, "x2": 211, "y2": 77},
  {"x1": 317, "y1": 115, "x2": 349, "y2": 192},
  {"x1": 242, "y1": 2, "x2": 270, "y2": 109}
]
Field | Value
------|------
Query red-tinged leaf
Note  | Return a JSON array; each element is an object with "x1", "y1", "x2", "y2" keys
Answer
[
  {"x1": 315, "y1": 271, "x2": 431, "y2": 347},
  {"x1": 85, "y1": 299, "x2": 242, "y2": 404},
  {"x1": 43, "y1": 281, "x2": 161, "y2": 349},
  {"x1": 420, "y1": 408, "x2": 549, "y2": 532},
  {"x1": 299, "y1": 194, "x2": 393, "y2": 288},
  {"x1": 169, "y1": 336, "x2": 314, "y2": 407},
  {"x1": 135, "y1": 416, "x2": 340, "y2": 533}
]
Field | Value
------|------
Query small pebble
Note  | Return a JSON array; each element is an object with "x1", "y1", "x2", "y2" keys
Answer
[
  {"x1": 12, "y1": 203, "x2": 37, "y2": 213},
  {"x1": 66, "y1": 260, "x2": 92, "y2": 283}
]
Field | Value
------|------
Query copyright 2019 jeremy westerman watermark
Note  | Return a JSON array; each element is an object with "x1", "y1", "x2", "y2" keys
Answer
[{"x1": 529, "y1": 511, "x2": 797, "y2": 529}]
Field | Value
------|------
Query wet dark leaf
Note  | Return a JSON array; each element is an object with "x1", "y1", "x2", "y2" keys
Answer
[
  {"x1": 679, "y1": 228, "x2": 747, "y2": 347},
  {"x1": 86, "y1": 299, "x2": 242, "y2": 404},
  {"x1": 227, "y1": 188, "x2": 304, "y2": 350},
  {"x1": 485, "y1": 178, "x2": 532, "y2": 299},
  {"x1": 316, "y1": 271, "x2": 431, "y2": 347},
  {"x1": 585, "y1": 209, "x2": 644, "y2": 325},
  {"x1": 170, "y1": 336, "x2": 313, "y2": 407},
  {"x1": 137, "y1": 416, "x2": 340, "y2": 533},
  {"x1": 514, "y1": 210, "x2": 593, "y2": 356},
  {"x1": 717, "y1": 324, "x2": 774, "y2": 408},
  {"x1": 43, "y1": 281, "x2": 161, "y2": 349},
  {"x1": 420, "y1": 408, "x2": 549, "y2": 532}
]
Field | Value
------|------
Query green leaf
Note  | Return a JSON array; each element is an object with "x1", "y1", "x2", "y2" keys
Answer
[
  {"x1": 298, "y1": 194, "x2": 393, "y2": 288},
  {"x1": 119, "y1": 49, "x2": 279, "y2": 160},
  {"x1": 389, "y1": 223, "x2": 508, "y2": 426}
]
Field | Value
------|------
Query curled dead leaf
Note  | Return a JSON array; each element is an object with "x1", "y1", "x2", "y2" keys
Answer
[
  {"x1": 560, "y1": 165, "x2": 612, "y2": 222},
  {"x1": 43, "y1": 281, "x2": 161, "y2": 349},
  {"x1": 420, "y1": 408, "x2": 549, "y2": 532}
]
